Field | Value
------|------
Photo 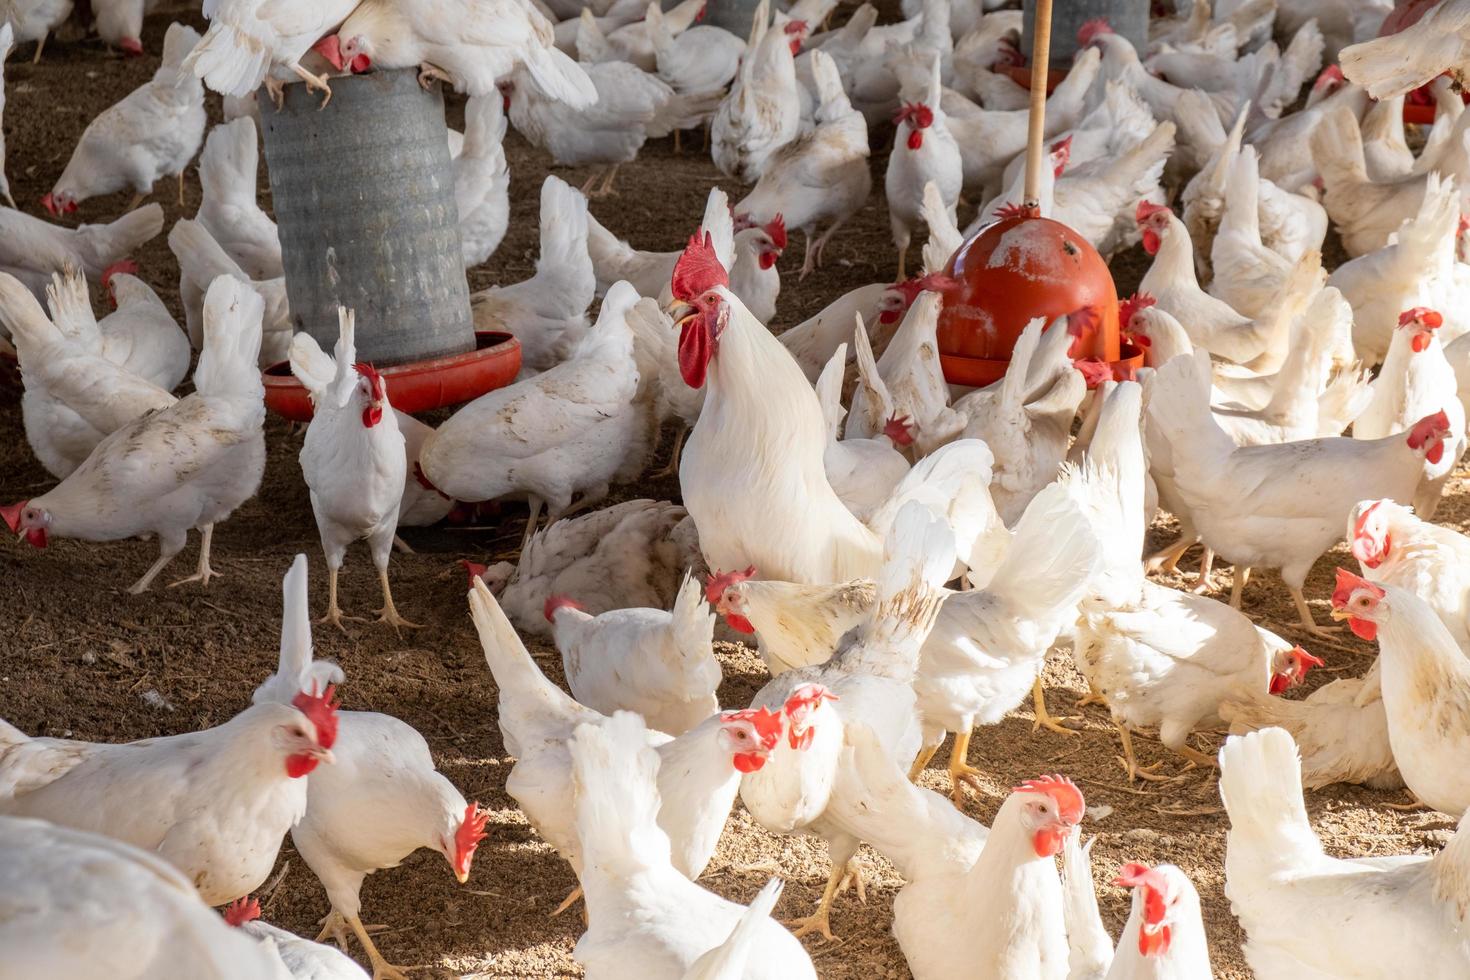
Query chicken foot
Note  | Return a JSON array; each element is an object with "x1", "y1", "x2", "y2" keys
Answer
[
  {"x1": 1228, "y1": 565, "x2": 1252, "y2": 607},
  {"x1": 1031, "y1": 677, "x2": 1081, "y2": 735},
  {"x1": 317, "y1": 565, "x2": 365, "y2": 632},
  {"x1": 126, "y1": 531, "x2": 188, "y2": 594},
  {"x1": 907, "y1": 740, "x2": 942, "y2": 781},
  {"x1": 1290, "y1": 582, "x2": 1343, "y2": 638},
  {"x1": 168, "y1": 524, "x2": 219, "y2": 588},
  {"x1": 784, "y1": 856, "x2": 863, "y2": 940},
  {"x1": 650, "y1": 424, "x2": 689, "y2": 478},
  {"x1": 1116, "y1": 725, "x2": 1177, "y2": 783},
  {"x1": 346, "y1": 912, "x2": 413, "y2": 980},
  {"x1": 418, "y1": 63, "x2": 453, "y2": 91},
  {"x1": 1144, "y1": 534, "x2": 1196, "y2": 574},
  {"x1": 374, "y1": 566, "x2": 422, "y2": 633},
  {"x1": 1187, "y1": 548, "x2": 1217, "y2": 594},
  {"x1": 519, "y1": 495, "x2": 545, "y2": 556},
  {"x1": 551, "y1": 884, "x2": 583, "y2": 916},
  {"x1": 31, "y1": 34, "x2": 45, "y2": 64},
  {"x1": 946, "y1": 729, "x2": 986, "y2": 807},
  {"x1": 291, "y1": 63, "x2": 335, "y2": 109}
]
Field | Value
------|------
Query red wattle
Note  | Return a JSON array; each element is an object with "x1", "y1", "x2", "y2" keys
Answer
[
  {"x1": 907, "y1": 129, "x2": 924, "y2": 150},
  {"x1": 1138, "y1": 924, "x2": 1171, "y2": 957},
  {"x1": 733, "y1": 751, "x2": 767, "y2": 773},
  {"x1": 726, "y1": 613, "x2": 755, "y2": 634},
  {"x1": 788, "y1": 727, "x2": 815, "y2": 751},
  {"x1": 25, "y1": 528, "x2": 46, "y2": 549},
  {"x1": 362, "y1": 404, "x2": 383, "y2": 427},
  {"x1": 1269, "y1": 673, "x2": 1289, "y2": 695},
  {"x1": 1428, "y1": 441, "x2": 1446, "y2": 464},
  {"x1": 285, "y1": 753, "x2": 319, "y2": 778},
  {"x1": 759, "y1": 251, "x2": 777, "y2": 270},
  {"x1": 1412, "y1": 333, "x2": 1430, "y2": 353},
  {"x1": 678, "y1": 317, "x2": 713, "y2": 388},
  {"x1": 1349, "y1": 617, "x2": 1378, "y2": 642},
  {"x1": 1142, "y1": 230, "x2": 1160, "y2": 255},
  {"x1": 1033, "y1": 826, "x2": 1066, "y2": 858}
]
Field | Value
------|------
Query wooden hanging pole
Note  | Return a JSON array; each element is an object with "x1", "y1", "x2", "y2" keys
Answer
[{"x1": 1023, "y1": 0, "x2": 1054, "y2": 208}]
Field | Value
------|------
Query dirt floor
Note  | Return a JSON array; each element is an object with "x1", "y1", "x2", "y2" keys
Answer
[{"x1": 2, "y1": 7, "x2": 1464, "y2": 979}]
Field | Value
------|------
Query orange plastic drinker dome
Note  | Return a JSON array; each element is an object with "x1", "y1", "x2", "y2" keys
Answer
[{"x1": 936, "y1": 204, "x2": 1143, "y2": 387}]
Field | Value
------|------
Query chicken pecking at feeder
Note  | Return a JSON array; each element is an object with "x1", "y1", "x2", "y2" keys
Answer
[
  {"x1": 937, "y1": 0, "x2": 1143, "y2": 389},
  {"x1": 257, "y1": 66, "x2": 521, "y2": 421}
]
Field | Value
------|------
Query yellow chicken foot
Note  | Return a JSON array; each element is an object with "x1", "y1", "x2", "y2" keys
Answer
[
  {"x1": 31, "y1": 33, "x2": 45, "y2": 64},
  {"x1": 1188, "y1": 548, "x2": 1217, "y2": 594},
  {"x1": 1116, "y1": 725, "x2": 1175, "y2": 783},
  {"x1": 290, "y1": 63, "x2": 333, "y2": 108},
  {"x1": 1144, "y1": 535, "x2": 1194, "y2": 574},
  {"x1": 907, "y1": 742, "x2": 941, "y2": 782},
  {"x1": 347, "y1": 913, "x2": 412, "y2": 980},
  {"x1": 1174, "y1": 742, "x2": 1219, "y2": 770},
  {"x1": 784, "y1": 861, "x2": 847, "y2": 940},
  {"x1": 375, "y1": 567, "x2": 422, "y2": 634},
  {"x1": 1290, "y1": 583, "x2": 1343, "y2": 638},
  {"x1": 317, "y1": 566, "x2": 364, "y2": 632},
  {"x1": 168, "y1": 524, "x2": 219, "y2": 588},
  {"x1": 1032, "y1": 677, "x2": 1081, "y2": 735},
  {"x1": 265, "y1": 76, "x2": 288, "y2": 110},
  {"x1": 1384, "y1": 793, "x2": 1431, "y2": 812},
  {"x1": 946, "y1": 729, "x2": 986, "y2": 806},
  {"x1": 1075, "y1": 690, "x2": 1106, "y2": 709}
]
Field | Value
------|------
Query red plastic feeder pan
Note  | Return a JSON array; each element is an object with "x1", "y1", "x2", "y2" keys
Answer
[
  {"x1": 263, "y1": 331, "x2": 521, "y2": 422},
  {"x1": 936, "y1": 206, "x2": 1144, "y2": 388}
]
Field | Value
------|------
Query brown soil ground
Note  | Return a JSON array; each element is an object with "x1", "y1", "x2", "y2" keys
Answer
[{"x1": 2, "y1": 6, "x2": 1462, "y2": 978}]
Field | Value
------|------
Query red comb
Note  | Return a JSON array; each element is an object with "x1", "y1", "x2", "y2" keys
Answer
[
  {"x1": 704, "y1": 566, "x2": 756, "y2": 604},
  {"x1": 1313, "y1": 64, "x2": 1345, "y2": 89},
  {"x1": 783, "y1": 18, "x2": 806, "y2": 34},
  {"x1": 461, "y1": 559, "x2": 488, "y2": 584},
  {"x1": 764, "y1": 214, "x2": 787, "y2": 251},
  {"x1": 1078, "y1": 18, "x2": 1114, "y2": 46},
  {"x1": 453, "y1": 802, "x2": 490, "y2": 880},
  {"x1": 722, "y1": 705, "x2": 785, "y2": 750},
  {"x1": 1135, "y1": 200, "x2": 1169, "y2": 223},
  {"x1": 291, "y1": 684, "x2": 341, "y2": 750},
  {"x1": 671, "y1": 231, "x2": 728, "y2": 302},
  {"x1": 1013, "y1": 774, "x2": 1085, "y2": 824},
  {"x1": 883, "y1": 415, "x2": 915, "y2": 447},
  {"x1": 1407, "y1": 410, "x2": 1452, "y2": 462},
  {"x1": 994, "y1": 202, "x2": 1030, "y2": 220},
  {"x1": 102, "y1": 260, "x2": 138, "y2": 288},
  {"x1": 1331, "y1": 567, "x2": 1384, "y2": 608},
  {"x1": 1398, "y1": 307, "x2": 1443, "y2": 328},
  {"x1": 1120, "y1": 292, "x2": 1156, "y2": 325},
  {"x1": 543, "y1": 594, "x2": 584, "y2": 622},
  {"x1": 1293, "y1": 646, "x2": 1326, "y2": 670},
  {"x1": 894, "y1": 102, "x2": 935, "y2": 129},
  {"x1": 223, "y1": 896, "x2": 261, "y2": 927},
  {"x1": 1074, "y1": 358, "x2": 1113, "y2": 389},
  {"x1": 782, "y1": 684, "x2": 839, "y2": 716}
]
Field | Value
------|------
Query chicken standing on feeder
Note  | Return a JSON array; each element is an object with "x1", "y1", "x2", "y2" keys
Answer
[
  {"x1": 289, "y1": 308, "x2": 417, "y2": 632},
  {"x1": 186, "y1": 0, "x2": 361, "y2": 106}
]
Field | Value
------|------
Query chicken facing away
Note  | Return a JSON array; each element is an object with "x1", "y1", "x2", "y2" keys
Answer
[
  {"x1": 548, "y1": 571, "x2": 720, "y2": 737},
  {"x1": 0, "y1": 202, "x2": 162, "y2": 308},
  {"x1": 1220, "y1": 727, "x2": 1470, "y2": 978},
  {"x1": 0, "y1": 816, "x2": 294, "y2": 980},
  {"x1": 567, "y1": 712, "x2": 818, "y2": 980},
  {"x1": 336, "y1": 0, "x2": 597, "y2": 105},
  {"x1": 0, "y1": 682, "x2": 338, "y2": 907},
  {"x1": 99, "y1": 271, "x2": 190, "y2": 393},
  {"x1": 1341, "y1": 0, "x2": 1470, "y2": 99},
  {"x1": 45, "y1": 23, "x2": 205, "y2": 216},
  {"x1": 3, "y1": 275, "x2": 267, "y2": 594},
  {"x1": 196, "y1": 117, "x2": 284, "y2": 282},
  {"x1": 259, "y1": 556, "x2": 484, "y2": 980},
  {"x1": 289, "y1": 308, "x2": 416, "y2": 633},
  {"x1": 455, "y1": 95, "x2": 511, "y2": 268}
]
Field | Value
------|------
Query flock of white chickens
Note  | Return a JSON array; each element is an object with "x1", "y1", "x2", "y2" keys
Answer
[{"x1": 10, "y1": 0, "x2": 1470, "y2": 976}]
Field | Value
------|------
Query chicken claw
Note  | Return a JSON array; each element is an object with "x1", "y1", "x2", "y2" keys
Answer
[
  {"x1": 417, "y1": 63, "x2": 453, "y2": 90},
  {"x1": 168, "y1": 525, "x2": 219, "y2": 589},
  {"x1": 290, "y1": 63, "x2": 333, "y2": 109},
  {"x1": 1031, "y1": 678, "x2": 1081, "y2": 735}
]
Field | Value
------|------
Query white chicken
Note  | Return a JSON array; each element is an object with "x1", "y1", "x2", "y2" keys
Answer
[
  {"x1": 44, "y1": 24, "x2": 205, "y2": 216},
  {"x1": 169, "y1": 218, "x2": 292, "y2": 367},
  {"x1": 472, "y1": 498, "x2": 704, "y2": 638},
  {"x1": 424, "y1": 281, "x2": 644, "y2": 551},
  {"x1": 1349, "y1": 497, "x2": 1470, "y2": 649},
  {"x1": 585, "y1": 0, "x2": 705, "y2": 73},
  {"x1": 455, "y1": 95, "x2": 511, "y2": 268},
  {"x1": 196, "y1": 118, "x2": 284, "y2": 282},
  {"x1": 847, "y1": 292, "x2": 963, "y2": 456},
  {"x1": 0, "y1": 816, "x2": 293, "y2": 980},
  {"x1": 734, "y1": 48, "x2": 870, "y2": 278},
  {"x1": 1332, "y1": 574, "x2": 1470, "y2": 816},
  {"x1": 470, "y1": 175, "x2": 595, "y2": 374},
  {"x1": 187, "y1": 0, "x2": 360, "y2": 104},
  {"x1": 1209, "y1": 145, "x2": 1296, "y2": 319},
  {"x1": 1341, "y1": 0, "x2": 1470, "y2": 98},
  {"x1": 1, "y1": 275, "x2": 266, "y2": 593},
  {"x1": 336, "y1": 0, "x2": 597, "y2": 104},
  {"x1": 567, "y1": 712, "x2": 818, "y2": 980},
  {"x1": 1220, "y1": 727, "x2": 1470, "y2": 978},
  {"x1": 711, "y1": 0, "x2": 802, "y2": 183},
  {"x1": 815, "y1": 341, "x2": 913, "y2": 523},
  {"x1": 0, "y1": 683, "x2": 338, "y2": 906},
  {"x1": 100, "y1": 270, "x2": 190, "y2": 392},
  {"x1": 777, "y1": 276, "x2": 942, "y2": 381},
  {"x1": 469, "y1": 577, "x2": 790, "y2": 901},
  {"x1": 258, "y1": 556, "x2": 483, "y2": 980},
  {"x1": 1353, "y1": 307, "x2": 1466, "y2": 517},
  {"x1": 1, "y1": 0, "x2": 69, "y2": 62},
  {"x1": 289, "y1": 309, "x2": 415, "y2": 631},
  {"x1": 648, "y1": 2, "x2": 744, "y2": 102},
  {"x1": 0, "y1": 268, "x2": 175, "y2": 481},
  {"x1": 885, "y1": 54, "x2": 960, "y2": 282},
  {"x1": 706, "y1": 567, "x2": 877, "y2": 677},
  {"x1": 0, "y1": 203, "x2": 162, "y2": 306},
  {"x1": 1147, "y1": 350, "x2": 1454, "y2": 635},
  {"x1": 222, "y1": 897, "x2": 368, "y2": 980},
  {"x1": 547, "y1": 572, "x2": 720, "y2": 737}
]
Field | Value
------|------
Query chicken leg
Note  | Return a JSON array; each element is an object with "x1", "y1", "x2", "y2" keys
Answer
[
  {"x1": 127, "y1": 529, "x2": 188, "y2": 594},
  {"x1": 1289, "y1": 582, "x2": 1342, "y2": 638},
  {"x1": 346, "y1": 913, "x2": 412, "y2": 980},
  {"x1": 907, "y1": 740, "x2": 942, "y2": 781},
  {"x1": 317, "y1": 564, "x2": 364, "y2": 633},
  {"x1": 1145, "y1": 534, "x2": 1195, "y2": 574},
  {"x1": 1116, "y1": 724, "x2": 1174, "y2": 783},
  {"x1": 31, "y1": 34, "x2": 45, "y2": 64},
  {"x1": 1031, "y1": 677, "x2": 1080, "y2": 735},
  {"x1": 784, "y1": 855, "x2": 863, "y2": 941},
  {"x1": 374, "y1": 566, "x2": 421, "y2": 633},
  {"x1": 895, "y1": 244, "x2": 909, "y2": 282},
  {"x1": 290, "y1": 63, "x2": 334, "y2": 108},
  {"x1": 519, "y1": 495, "x2": 545, "y2": 555},
  {"x1": 1188, "y1": 548, "x2": 1217, "y2": 594},
  {"x1": 168, "y1": 524, "x2": 219, "y2": 588},
  {"x1": 946, "y1": 729, "x2": 986, "y2": 806},
  {"x1": 369, "y1": 527, "x2": 420, "y2": 633}
]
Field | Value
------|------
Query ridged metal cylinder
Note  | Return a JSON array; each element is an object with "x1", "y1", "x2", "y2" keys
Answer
[
  {"x1": 259, "y1": 69, "x2": 475, "y2": 366},
  {"x1": 1023, "y1": 0, "x2": 1148, "y2": 68},
  {"x1": 679, "y1": 0, "x2": 767, "y2": 37}
]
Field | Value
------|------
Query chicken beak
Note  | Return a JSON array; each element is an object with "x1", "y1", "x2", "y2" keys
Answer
[
  {"x1": 1329, "y1": 609, "x2": 1352, "y2": 622},
  {"x1": 312, "y1": 746, "x2": 336, "y2": 765},
  {"x1": 455, "y1": 868, "x2": 470, "y2": 884},
  {"x1": 664, "y1": 300, "x2": 695, "y2": 326}
]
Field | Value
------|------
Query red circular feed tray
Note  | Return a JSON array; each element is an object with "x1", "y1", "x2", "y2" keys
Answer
[
  {"x1": 936, "y1": 208, "x2": 1144, "y2": 387},
  {"x1": 263, "y1": 331, "x2": 521, "y2": 421}
]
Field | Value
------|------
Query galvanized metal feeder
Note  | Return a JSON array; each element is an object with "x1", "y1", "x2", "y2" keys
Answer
[{"x1": 257, "y1": 68, "x2": 519, "y2": 419}]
